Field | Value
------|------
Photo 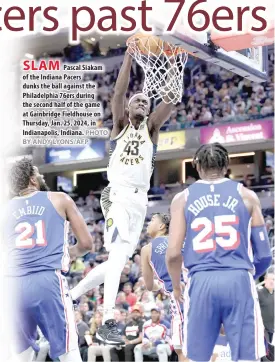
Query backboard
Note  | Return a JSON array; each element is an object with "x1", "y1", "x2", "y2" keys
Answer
[
  {"x1": 150, "y1": 1, "x2": 273, "y2": 83},
  {"x1": 154, "y1": 27, "x2": 269, "y2": 82}
]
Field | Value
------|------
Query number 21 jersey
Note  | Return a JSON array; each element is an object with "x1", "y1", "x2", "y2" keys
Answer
[
  {"x1": 107, "y1": 120, "x2": 157, "y2": 192},
  {"x1": 183, "y1": 178, "x2": 254, "y2": 276},
  {"x1": 4, "y1": 191, "x2": 70, "y2": 277}
]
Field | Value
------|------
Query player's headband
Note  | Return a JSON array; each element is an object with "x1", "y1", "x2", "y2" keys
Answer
[{"x1": 128, "y1": 93, "x2": 150, "y2": 106}]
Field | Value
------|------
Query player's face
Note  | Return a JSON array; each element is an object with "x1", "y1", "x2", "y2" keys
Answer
[
  {"x1": 31, "y1": 166, "x2": 50, "y2": 191},
  {"x1": 129, "y1": 95, "x2": 150, "y2": 119},
  {"x1": 147, "y1": 215, "x2": 164, "y2": 237}
]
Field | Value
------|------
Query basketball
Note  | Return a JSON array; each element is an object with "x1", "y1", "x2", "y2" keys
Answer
[
  {"x1": 137, "y1": 35, "x2": 163, "y2": 56},
  {"x1": 127, "y1": 33, "x2": 163, "y2": 56}
]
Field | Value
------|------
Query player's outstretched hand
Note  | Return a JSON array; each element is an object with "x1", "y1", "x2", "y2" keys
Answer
[{"x1": 173, "y1": 286, "x2": 184, "y2": 303}]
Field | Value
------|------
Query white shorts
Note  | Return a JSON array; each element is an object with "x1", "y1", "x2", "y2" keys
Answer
[
  {"x1": 170, "y1": 293, "x2": 184, "y2": 350},
  {"x1": 100, "y1": 184, "x2": 148, "y2": 257}
]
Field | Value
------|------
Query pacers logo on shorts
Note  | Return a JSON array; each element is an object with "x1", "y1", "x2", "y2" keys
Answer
[{"x1": 106, "y1": 218, "x2": 113, "y2": 231}]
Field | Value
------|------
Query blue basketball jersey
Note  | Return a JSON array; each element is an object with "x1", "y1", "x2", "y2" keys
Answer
[
  {"x1": 183, "y1": 178, "x2": 254, "y2": 276},
  {"x1": 4, "y1": 191, "x2": 70, "y2": 277},
  {"x1": 150, "y1": 236, "x2": 185, "y2": 294}
]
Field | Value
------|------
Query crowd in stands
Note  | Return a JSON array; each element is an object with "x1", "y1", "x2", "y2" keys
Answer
[
  {"x1": 45, "y1": 41, "x2": 274, "y2": 132},
  {"x1": 82, "y1": 47, "x2": 274, "y2": 131}
]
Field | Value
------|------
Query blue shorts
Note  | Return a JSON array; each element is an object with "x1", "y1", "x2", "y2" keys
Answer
[
  {"x1": 6, "y1": 270, "x2": 78, "y2": 359},
  {"x1": 183, "y1": 270, "x2": 266, "y2": 361}
]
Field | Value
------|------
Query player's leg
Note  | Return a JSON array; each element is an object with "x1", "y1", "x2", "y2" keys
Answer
[
  {"x1": 14, "y1": 347, "x2": 36, "y2": 362},
  {"x1": 69, "y1": 186, "x2": 115, "y2": 301},
  {"x1": 34, "y1": 339, "x2": 50, "y2": 361},
  {"x1": 96, "y1": 189, "x2": 146, "y2": 344},
  {"x1": 36, "y1": 271, "x2": 81, "y2": 361},
  {"x1": 70, "y1": 260, "x2": 108, "y2": 300},
  {"x1": 183, "y1": 271, "x2": 221, "y2": 361},
  {"x1": 71, "y1": 233, "x2": 130, "y2": 319},
  {"x1": 70, "y1": 185, "x2": 129, "y2": 301},
  {"x1": 170, "y1": 294, "x2": 187, "y2": 361},
  {"x1": 5, "y1": 276, "x2": 39, "y2": 361},
  {"x1": 84, "y1": 186, "x2": 131, "y2": 325},
  {"x1": 175, "y1": 349, "x2": 186, "y2": 362},
  {"x1": 211, "y1": 332, "x2": 231, "y2": 362},
  {"x1": 221, "y1": 270, "x2": 265, "y2": 362},
  {"x1": 95, "y1": 234, "x2": 132, "y2": 344}
]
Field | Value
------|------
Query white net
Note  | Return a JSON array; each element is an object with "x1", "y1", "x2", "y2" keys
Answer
[{"x1": 127, "y1": 34, "x2": 188, "y2": 104}]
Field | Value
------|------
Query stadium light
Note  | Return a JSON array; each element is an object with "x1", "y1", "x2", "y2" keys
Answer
[{"x1": 25, "y1": 53, "x2": 34, "y2": 59}]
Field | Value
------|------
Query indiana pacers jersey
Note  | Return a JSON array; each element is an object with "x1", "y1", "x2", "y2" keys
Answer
[
  {"x1": 4, "y1": 191, "x2": 70, "y2": 277},
  {"x1": 183, "y1": 178, "x2": 254, "y2": 276},
  {"x1": 107, "y1": 120, "x2": 157, "y2": 191}
]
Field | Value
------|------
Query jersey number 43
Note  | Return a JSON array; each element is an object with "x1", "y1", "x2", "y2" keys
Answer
[
  {"x1": 123, "y1": 141, "x2": 139, "y2": 156},
  {"x1": 15, "y1": 220, "x2": 47, "y2": 248},
  {"x1": 191, "y1": 215, "x2": 240, "y2": 253}
]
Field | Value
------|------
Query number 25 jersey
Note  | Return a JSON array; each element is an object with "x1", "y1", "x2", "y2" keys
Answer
[
  {"x1": 4, "y1": 191, "x2": 70, "y2": 277},
  {"x1": 107, "y1": 120, "x2": 157, "y2": 192},
  {"x1": 183, "y1": 178, "x2": 254, "y2": 276}
]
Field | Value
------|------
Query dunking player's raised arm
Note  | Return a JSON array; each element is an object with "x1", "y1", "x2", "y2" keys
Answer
[
  {"x1": 111, "y1": 52, "x2": 132, "y2": 133},
  {"x1": 166, "y1": 192, "x2": 186, "y2": 300},
  {"x1": 242, "y1": 187, "x2": 272, "y2": 279},
  {"x1": 60, "y1": 193, "x2": 93, "y2": 258}
]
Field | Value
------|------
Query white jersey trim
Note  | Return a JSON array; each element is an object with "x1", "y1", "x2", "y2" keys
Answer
[
  {"x1": 237, "y1": 182, "x2": 243, "y2": 195},
  {"x1": 183, "y1": 188, "x2": 189, "y2": 202}
]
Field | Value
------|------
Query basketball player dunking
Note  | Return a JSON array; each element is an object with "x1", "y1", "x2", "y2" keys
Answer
[
  {"x1": 166, "y1": 143, "x2": 272, "y2": 362},
  {"x1": 70, "y1": 51, "x2": 176, "y2": 345},
  {"x1": 141, "y1": 213, "x2": 187, "y2": 362},
  {"x1": 4, "y1": 159, "x2": 93, "y2": 362}
]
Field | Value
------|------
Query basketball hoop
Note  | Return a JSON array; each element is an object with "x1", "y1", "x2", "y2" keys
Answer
[{"x1": 126, "y1": 33, "x2": 189, "y2": 104}]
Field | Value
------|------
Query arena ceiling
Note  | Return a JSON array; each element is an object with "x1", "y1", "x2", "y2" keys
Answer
[{"x1": 17, "y1": 29, "x2": 129, "y2": 61}]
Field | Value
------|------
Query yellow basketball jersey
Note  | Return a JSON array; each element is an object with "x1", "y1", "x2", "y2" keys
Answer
[{"x1": 107, "y1": 120, "x2": 157, "y2": 191}]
